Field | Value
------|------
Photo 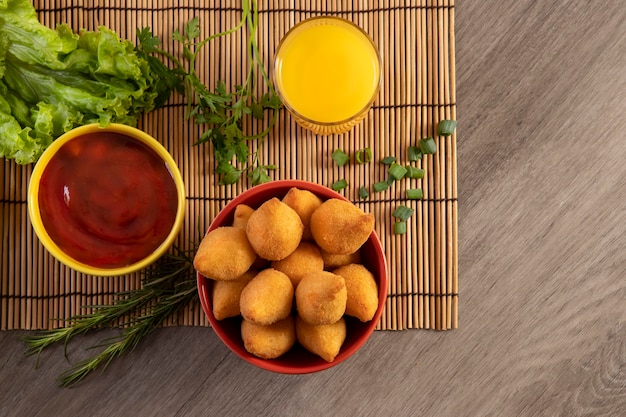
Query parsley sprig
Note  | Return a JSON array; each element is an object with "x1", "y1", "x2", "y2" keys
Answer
[
  {"x1": 137, "y1": 0, "x2": 282, "y2": 186},
  {"x1": 21, "y1": 2, "x2": 281, "y2": 386}
]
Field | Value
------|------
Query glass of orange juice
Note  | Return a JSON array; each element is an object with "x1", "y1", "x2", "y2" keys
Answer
[{"x1": 273, "y1": 16, "x2": 381, "y2": 135}]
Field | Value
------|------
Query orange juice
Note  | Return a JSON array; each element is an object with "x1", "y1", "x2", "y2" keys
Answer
[{"x1": 273, "y1": 17, "x2": 381, "y2": 134}]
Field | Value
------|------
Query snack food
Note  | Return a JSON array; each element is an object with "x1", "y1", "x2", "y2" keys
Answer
[
  {"x1": 310, "y1": 198, "x2": 375, "y2": 255},
  {"x1": 241, "y1": 316, "x2": 296, "y2": 359},
  {"x1": 193, "y1": 226, "x2": 257, "y2": 280},
  {"x1": 246, "y1": 198, "x2": 304, "y2": 261},
  {"x1": 232, "y1": 204, "x2": 255, "y2": 229},
  {"x1": 281, "y1": 187, "x2": 323, "y2": 240},
  {"x1": 239, "y1": 268, "x2": 294, "y2": 325},
  {"x1": 295, "y1": 316, "x2": 347, "y2": 362},
  {"x1": 212, "y1": 270, "x2": 256, "y2": 320},
  {"x1": 271, "y1": 241, "x2": 324, "y2": 287},
  {"x1": 295, "y1": 271, "x2": 347, "y2": 325},
  {"x1": 195, "y1": 185, "x2": 381, "y2": 363},
  {"x1": 319, "y1": 248, "x2": 362, "y2": 270},
  {"x1": 333, "y1": 264, "x2": 378, "y2": 322}
]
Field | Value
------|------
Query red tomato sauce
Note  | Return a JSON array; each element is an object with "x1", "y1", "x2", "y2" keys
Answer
[{"x1": 38, "y1": 132, "x2": 179, "y2": 269}]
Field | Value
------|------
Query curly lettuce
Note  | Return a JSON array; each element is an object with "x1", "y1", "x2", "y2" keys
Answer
[{"x1": 0, "y1": 0, "x2": 164, "y2": 164}]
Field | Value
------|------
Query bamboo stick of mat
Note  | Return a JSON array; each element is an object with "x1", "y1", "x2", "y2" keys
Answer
[{"x1": 0, "y1": 0, "x2": 457, "y2": 331}]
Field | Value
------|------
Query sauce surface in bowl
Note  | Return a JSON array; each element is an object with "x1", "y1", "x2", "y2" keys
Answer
[{"x1": 38, "y1": 132, "x2": 179, "y2": 268}]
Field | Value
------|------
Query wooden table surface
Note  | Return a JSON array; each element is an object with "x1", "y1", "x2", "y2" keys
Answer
[{"x1": 1, "y1": 1, "x2": 625, "y2": 416}]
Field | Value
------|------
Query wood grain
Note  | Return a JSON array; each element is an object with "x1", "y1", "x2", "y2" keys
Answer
[{"x1": 0, "y1": 0, "x2": 625, "y2": 416}]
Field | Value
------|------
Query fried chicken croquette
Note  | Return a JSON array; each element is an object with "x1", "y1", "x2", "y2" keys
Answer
[
  {"x1": 241, "y1": 316, "x2": 296, "y2": 359},
  {"x1": 310, "y1": 198, "x2": 375, "y2": 255},
  {"x1": 295, "y1": 315, "x2": 346, "y2": 362},
  {"x1": 281, "y1": 187, "x2": 323, "y2": 241},
  {"x1": 271, "y1": 241, "x2": 324, "y2": 287},
  {"x1": 232, "y1": 204, "x2": 255, "y2": 229},
  {"x1": 320, "y1": 248, "x2": 362, "y2": 270},
  {"x1": 246, "y1": 198, "x2": 304, "y2": 261},
  {"x1": 193, "y1": 226, "x2": 257, "y2": 281},
  {"x1": 295, "y1": 271, "x2": 347, "y2": 325},
  {"x1": 333, "y1": 264, "x2": 378, "y2": 322},
  {"x1": 212, "y1": 270, "x2": 256, "y2": 320},
  {"x1": 240, "y1": 268, "x2": 294, "y2": 325}
]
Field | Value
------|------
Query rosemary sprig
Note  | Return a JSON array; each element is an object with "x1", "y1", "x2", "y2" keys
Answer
[
  {"x1": 22, "y1": 246, "x2": 198, "y2": 387},
  {"x1": 23, "y1": 1, "x2": 280, "y2": 387},
  {"x1": 136, "y1": 0, "x2": 282, "y2": 186}
]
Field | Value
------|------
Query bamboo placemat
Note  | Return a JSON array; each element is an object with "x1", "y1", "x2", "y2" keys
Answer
[{"x1": 0, "y1": 0, "x2": 457, "y2": 331}]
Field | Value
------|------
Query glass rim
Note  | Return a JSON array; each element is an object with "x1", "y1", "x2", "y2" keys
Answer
[{"x1": 272, "y1": 16, "x2": 382, "y2": 127}]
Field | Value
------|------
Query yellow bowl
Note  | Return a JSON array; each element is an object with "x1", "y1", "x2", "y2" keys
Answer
[{"x1": 28, "y1": 123, "x2": 186, "y2": 276}]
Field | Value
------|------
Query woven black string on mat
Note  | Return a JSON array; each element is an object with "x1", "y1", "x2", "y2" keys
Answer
[{"x1": 1, "y1": 0, "x2": 457, "y2": 331}]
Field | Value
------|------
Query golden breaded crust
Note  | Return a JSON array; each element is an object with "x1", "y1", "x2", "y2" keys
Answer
[
  {"x1": 295, "y1": 315, "x2": 346, "y2": 362},
  {"x1": 240, "y1": 268, "x2": 294, "y2": 325},
  {"x1": 310, "y1": 199, "x2": 375, "y2": 255},
  {"x1": 271, "y1": 241, "x2": 324, "y2": 287},
  {"x1": 241, "y1": 317, "x2": 296, "y2": 359},
  {"x1": 282, "y1": 187, "x2": 322, "y2": 241},
  {"x1": 295, "y1": 271, "x2": 347, "y2": 325},
  {"x1": 212, "y1": 270, "x2": 256, "y2": 320},
  {"x1": 232, "y1": 204, "x2": 255, "y2": 229},
  {"x1": 246, "y1": 198, "x2": 304, "y2": 261},
  {"x1": 320, "y1": 248, "x2": 362, "y2": 270},
  {"x1": 193, "y1": 226, "x2": 257, "y2": 280},
  {"x1": 333, "y1": 264, "x2": 378, "y2": 322}
]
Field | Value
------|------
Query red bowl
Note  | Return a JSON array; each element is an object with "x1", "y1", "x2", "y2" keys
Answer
[{"x1": 196, "y1": 179, "x2": 387, "y2": 373}]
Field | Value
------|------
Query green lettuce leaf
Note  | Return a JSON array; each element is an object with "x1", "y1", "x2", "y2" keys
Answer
[{"x1": 0, "y1": 0, "x2": 165, "y2": 164}]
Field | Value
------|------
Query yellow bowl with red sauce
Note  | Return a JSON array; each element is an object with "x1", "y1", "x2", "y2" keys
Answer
[{"x1": 28, "y1": 123, "x2": 185, "y2": 276}]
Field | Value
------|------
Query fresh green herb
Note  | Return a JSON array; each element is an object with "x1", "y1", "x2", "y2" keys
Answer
[
  {"x1": 355, "y1": 147, "x2": 372, "y2": 164},
  {"x1": 437, "y1": 119, "x2": 457, "y2": 136},
  {"x1": 419, "y1": 137, "x2": 437, "y2": 154},
  {"x1": 249, "y1": 164, "x2": 277, "y2": 185},
  {"x1": 392, "y1": 205, "x2": 415, "y2": 222},
  {"x1": 373, "y1": 181, "x2": 390, "y2": 193},
  {"x1": 134, "y1": 29, "x2": 186, "y2": 109},
  {"x1": 332, "y1": 179, "x2": 348, "y2": 191},
  {"x1": 22, "y1": 247, "x2": 198, "y2": 387},
  {"x1": 137, "y1": 1, "x2": 282, "y2": 186},
  {"x1": 406, "y1": 188, "x2": 424, "y2": 199},
  {"x1": 405, "y1": 166, "x2": 425, "y2": 179},
  {"x1": 388, "y1": 163, "x2": 407, "y2": 181},
  {"x1": 394, "y1": 221, "x2": 407, "y2": 235},
  {"x1": 358, "y1": 186, "x2": 370, "y2": 199},
  {"x1": 15, "y1": 0, "x2": 279, "y2": 389},
  {"x1": 0, "y1": 0, "x2": 172, "y2": 164},
  {"x1": 380, "y1": 156, "x2": 397, "y2": 165},
  {"x1": 332, "y1": 148, "x2": 350, "y2": 166},
  {"x1": 408, "y1": 146, "x2": 422, "y2": 161}
]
